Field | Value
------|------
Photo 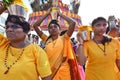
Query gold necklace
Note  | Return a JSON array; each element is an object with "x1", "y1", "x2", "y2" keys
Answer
[
  {"x1": 4, "y1": 46, "x2": 24, "y2": 74},
  {"x1": 93, "y1": 38, "x2": 107, "y2": 56},
  {"x1": 52, "y1": 40, "x2": 57, "y2": 48}
]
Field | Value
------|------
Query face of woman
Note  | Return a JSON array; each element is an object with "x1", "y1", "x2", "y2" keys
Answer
[
  {"x1": 92, "y1": 21, "x2": 107, "y2": 36},
  {"x1": 48, "y1": 23, "x2": 60, "y2": 36},
  {"x1": 109, "y1": 28, "x2": 119, "y2": 37},
  {"x1": 5, "y1": 22, "x2": 26, "y2": 42}
]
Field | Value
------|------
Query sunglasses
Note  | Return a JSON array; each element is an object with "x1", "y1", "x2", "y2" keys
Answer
[{"x1": 6, "y1": 25, "x2": 22, "y2": 29}]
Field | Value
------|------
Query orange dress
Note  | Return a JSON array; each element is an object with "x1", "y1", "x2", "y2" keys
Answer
[{"x1": 84, "y1": 39, "x2": 120, "y2": 80}]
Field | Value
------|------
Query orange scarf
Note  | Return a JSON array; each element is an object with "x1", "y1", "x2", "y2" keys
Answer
[{"x1": 64, "y1": 38, "x2": 81, "y2": 80}]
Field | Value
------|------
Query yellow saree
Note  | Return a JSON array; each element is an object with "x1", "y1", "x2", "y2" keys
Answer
[
  {"x1": 45, "y1": 35, "x2": 71, "y2": 80},
  {"x1": 43, "y1": 34, "x2": 81, "y2": 80}
]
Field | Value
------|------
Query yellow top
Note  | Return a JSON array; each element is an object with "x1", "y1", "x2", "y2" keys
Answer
[
  {"x1": 84, "y1": 39, "x2": 120, "y2": 80},
  {"x1": 0, "y1": 34, "x2": 51, "y2": 80}
]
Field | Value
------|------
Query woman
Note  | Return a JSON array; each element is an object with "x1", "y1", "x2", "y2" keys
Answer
[
  {"x1": 33, "y1": 7, "x2": 80, "y2": 80},
  {"x1": 0, "y1": 15, "x2": 51, "y2": 80},
  {"x1": 107, "y1": 19, "x2": 120, "y2": 80},
  {"x1": 77, "y1": 17, "x2": 120, "y2": 80}
]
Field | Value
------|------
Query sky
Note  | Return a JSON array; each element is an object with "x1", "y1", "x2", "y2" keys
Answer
[
  {"x1": 23, "y1": 0, "x2": 120, "y2": 25},
  {"x1": 22, "y1": 0, "x2": 120, "y2": 38},
  {"x1": 80, "y1": 0, "x2": 120, "y2": 25},
  {"x1": 62, "y1": 0, "x2": 120, "y2": 25}
]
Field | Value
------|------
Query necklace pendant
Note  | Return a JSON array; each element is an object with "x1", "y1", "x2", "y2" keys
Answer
[{"x1": 4, "y1": 69, "x2": 9, "y2": 74}]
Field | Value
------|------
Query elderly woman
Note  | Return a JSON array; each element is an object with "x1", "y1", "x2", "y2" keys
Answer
[{"x1": 0, "y1": 15, "x2": 51, "y2": 80}]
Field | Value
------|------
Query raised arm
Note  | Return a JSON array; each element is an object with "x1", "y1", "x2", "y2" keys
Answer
[
  {"x1": 33, "y1": 8, "x2": 51, "y2": 38},
  {"x1": 76, "y1": 32, "x2": 87, "y2": 66},
  {"x1": 58, "y1": 11, "x2": 76, "y2": 37}
]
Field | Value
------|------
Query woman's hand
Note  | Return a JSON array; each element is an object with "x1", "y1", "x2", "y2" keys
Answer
[
  {"x1": 76, "y1": 31, "x2": 87, "y2": 66},
  {"x1": 47, "y1": 7, "x2": 52, "y2": 15},
  {"x1": 57, "y1": 8, "x2": 62, "y2": 17},
  {"x1": 77, "y1": 32, "x2": 83, "y2": 44}
]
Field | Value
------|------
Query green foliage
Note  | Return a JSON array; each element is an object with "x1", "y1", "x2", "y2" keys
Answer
[{"x1": 3, "y1": 0, "x2": 15, "y2": 7}]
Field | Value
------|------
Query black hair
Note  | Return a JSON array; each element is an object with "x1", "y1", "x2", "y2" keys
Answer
[
  {"x1": 60, "y1": 30, "x2": 67, "y2": 36},
  {"x1": 92, "y1": 17, "x2": 107, "y2": 26},
  {"x1": 48, "y1": 20, "x2": 60, "y2": 29},
  {"x1": 101, "y1": 36, "x2": 112, "y2": 45},
  {"x1": 106, "y1": 27, "x2": 110, "y2": 34},
  {"x1": 5, "y1": 14, "x2": 30, "y2": 33},
  {"x1": 71, "y1": 38, "x2": 77, "y2": 45},
  {"x1": 34, "y1": 35, "x2": 39, "y2": 40}
]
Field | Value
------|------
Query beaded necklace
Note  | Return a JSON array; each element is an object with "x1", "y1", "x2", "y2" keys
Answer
[
  {"x1": 93, "y1": 38, "x2": 107, "y2": 56},
  {"x1": 4, "y1": 46, "x2": 24, "y2": 74}
]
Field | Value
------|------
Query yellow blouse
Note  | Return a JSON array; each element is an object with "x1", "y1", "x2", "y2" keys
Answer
[
  {"x1": 0, "y1": 34, "x2": 51, "y2": 80},
  {"x1": 84, "y1": 39, "x2": 120, "y2": 80}
]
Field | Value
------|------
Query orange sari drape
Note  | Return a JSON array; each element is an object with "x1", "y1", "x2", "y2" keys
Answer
[
  {"x1": 43, "y1": 33, "x2": 81, "y2": 80},
  {"x1": 64, "y1": 38, "x2": 81, "y2": 80}
]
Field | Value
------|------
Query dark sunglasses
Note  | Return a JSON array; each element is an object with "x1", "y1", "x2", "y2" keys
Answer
[{"x1": 6, "y1": 25, "x2": 22, "y2": 29}]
